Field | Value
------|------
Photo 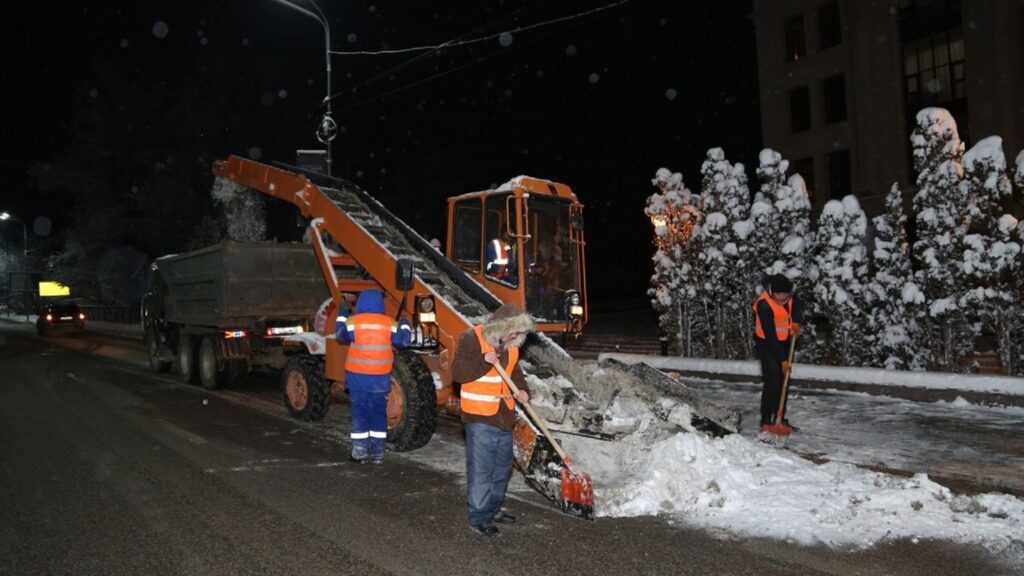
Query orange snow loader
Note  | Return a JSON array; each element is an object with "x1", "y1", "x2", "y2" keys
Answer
[{"x1": 212, "y1": 156, "x2": 594, "y2": 519}]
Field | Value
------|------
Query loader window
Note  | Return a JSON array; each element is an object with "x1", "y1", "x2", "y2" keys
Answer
[
  {"x1": 523, "y1": 196, "x2": 578, "y2": 321},
  {"x1": 484, "y1": 193, "x2": 517, "y2": 287},
  {"x1": 452, "y1": 203, "x2": 482, "y2": 273}
]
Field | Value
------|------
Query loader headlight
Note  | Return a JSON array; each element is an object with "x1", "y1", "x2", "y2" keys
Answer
[
  {"x1": 418, "y1": 312, "x2": 436, "y2": 324},
  {"x1": 569, "y1": 305, "x2": 584, "y2": 317},
  {"x1": 418, "y1": 296, "x2": 435, "y2": 313}
]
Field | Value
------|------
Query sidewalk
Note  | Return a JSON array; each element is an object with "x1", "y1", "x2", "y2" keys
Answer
[{"x1": 601, "y1": 352, "x2": 1024, "y2": 407}]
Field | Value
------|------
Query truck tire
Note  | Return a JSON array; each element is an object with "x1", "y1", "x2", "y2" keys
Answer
[
  {"x1": 387, "y1": 350, "x2": 437, "y2": 452},
  {"x1": 146, "y1": 328, "x2": 172, "y2": 373},
  {"x1": 177, "y1": 335, "x2": 198, "y2": 383},
  {"x1": 282, "y1": 355, "x2": 330, "y2": 421},
  {"x1": 198, "y1": 335, "x2": 228, "y2": 390}
]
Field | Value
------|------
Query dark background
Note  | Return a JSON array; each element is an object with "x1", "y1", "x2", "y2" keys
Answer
[{"x1": 3, "y1": 0, "x2": 761, "y2": 304}]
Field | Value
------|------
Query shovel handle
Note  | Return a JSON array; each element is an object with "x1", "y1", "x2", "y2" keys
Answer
[
  {"x1": 493, "y1": 363, "x2": 572, "y2": 465},
  {"x1": 776, "y1": 331, "x2": 799, "y2": 420}
]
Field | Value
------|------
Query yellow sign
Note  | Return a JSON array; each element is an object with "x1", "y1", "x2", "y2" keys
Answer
[{"x1": 39, "y1": 282, "x2": 71, "y2": 297}]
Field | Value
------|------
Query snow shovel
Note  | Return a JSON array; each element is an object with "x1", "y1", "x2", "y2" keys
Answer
[
  {"x1": 493, "y1": 363, "x2": 596, "y2": 521},
  {"x1": 762, "y1": 331, "x2": 798, "y2": 441}
]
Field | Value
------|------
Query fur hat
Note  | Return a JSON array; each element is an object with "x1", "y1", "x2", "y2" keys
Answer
[{"x1": 482, "y1": 303, "x2": 535, "y2": 349}]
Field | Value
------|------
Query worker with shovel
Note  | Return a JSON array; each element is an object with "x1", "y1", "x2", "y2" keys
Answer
[
  {"x1": 753, "y1": 274, "x2": 802, "y2": 437},
  {"x1": 452, "y1": 303, "x2": 535, "y2": 537}
]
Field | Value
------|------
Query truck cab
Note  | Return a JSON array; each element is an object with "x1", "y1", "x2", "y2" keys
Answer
[{"x1": 446, "y1": 176, "x2": 587, "y2": 337}]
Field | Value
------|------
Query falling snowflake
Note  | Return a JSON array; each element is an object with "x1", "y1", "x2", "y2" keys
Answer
[
  {"x1": 665, "y1": 88, "x2": 678, "y2": 101},
  {"x1": 242, "y1": 38, "x2": 250, "y2": 46},
  {"x1": 278, "y1": 89, "x2": 288, "y2": 99},
  {"x1": 565, "y1": 44, "x2": 577, "y2": 56},
  {"x1": 200, "y1": 37, "x2": 209, "y2": 46},
  {"x1": 588, "y1": 73, "x2": 600, "y2": 84},
  {"x1": 248, "y1": 146, "x2": 263, "y2": 160},
  {"x1": 152, "y1": 21, "x2": 169, "y2": 39},
  {"x1": 499, "y1": 32, "x2": 513, "y2": 47},
  {"x1": 347, "y1": 32, "x2": 357, "y2": 43},
  {"x1": 119, "y1": 39, "x2": 129, "y2": 48}
]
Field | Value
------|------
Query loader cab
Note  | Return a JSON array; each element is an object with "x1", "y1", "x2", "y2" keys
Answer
[{"x1": 447, "y1": 177, "x2": 588, "y2": 337}]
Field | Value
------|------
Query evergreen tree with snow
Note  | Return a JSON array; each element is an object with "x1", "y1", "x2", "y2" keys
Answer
[
  {"x1": 748, "y1": 149, "x2": 790, "y2": 279},
  {"x1": 646, "y1": 168, "x2": 703, "y2": 355},
  {"x1": 809, "y1": 196, "x2": 871, "y2": 366},
  {"x1": 958, "y1": 137, "x2": 1021, "y2": 374},
  {"x1": 866, "y1": 184, "x2": 925, "y2": 370},
  {"x1": 776, "y1": 173, "x2": 814, "y2": 282},
  {"x1": 910, "y1": 107, "x2": 973, "y2": 371},
  {"x1": 696, "y1": 148, "x2": 752, "y2": 358}
]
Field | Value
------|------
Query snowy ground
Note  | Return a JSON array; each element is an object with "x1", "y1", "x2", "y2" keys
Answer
[{"x1": 535, "y1": 360, "x2": 1024, "y2": 559}]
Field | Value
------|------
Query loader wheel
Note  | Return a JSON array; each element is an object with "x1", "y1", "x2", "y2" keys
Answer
[
  {"x1": 146, "y1": 328, "x2": 172, "y2": 373},
  {"x1": 198, "y1": 336, "x2": 228, "y2": 391},
  {"x1": 177, "y1": 335, "x2": 198, "y2": 384},
  {"x1": 282, "y1": 355, "x2": 330, "y2": 422},
  {"x1": 387, "y1": 350, "x2": 437, "y2": 452}
]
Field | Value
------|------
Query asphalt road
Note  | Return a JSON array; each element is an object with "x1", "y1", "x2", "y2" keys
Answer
[{"x1": 0, "y1": 322, "x2": 1017, "y2": 576}]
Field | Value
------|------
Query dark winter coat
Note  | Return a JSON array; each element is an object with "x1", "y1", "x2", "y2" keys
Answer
[
  {"x1": 336, "y1": 289, "x2": 411, "y2": 393},
  {"x1": 452, "y1": 303, "x2": 533, "y2": 431}
]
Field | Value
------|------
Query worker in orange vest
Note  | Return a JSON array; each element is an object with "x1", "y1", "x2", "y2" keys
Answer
[
  {"x1": 452, "y1": 303, "x2": 534, "y2": 537},
  {"x1": 485, "y1": 234, "x2": 517, "y2": 286},
  {"x1": 336, "y1": 289, "x2": 411, "y2": 464},
  {"x1": 753, "y1": 274, "x2": 802, "y2": 432}
]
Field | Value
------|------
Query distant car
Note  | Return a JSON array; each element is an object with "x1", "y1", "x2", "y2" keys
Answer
[{"x1": 36, "y1": 302, "x2": 86, "y2": 336}]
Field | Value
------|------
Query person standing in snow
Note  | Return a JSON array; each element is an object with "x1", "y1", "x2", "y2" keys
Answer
[
  {"x1": 335, "y1": 289, "x2": 412, "y2": 464},
  {"x1": 753, "y1": 274, "x2": 802, "y2": 431},
  {"x1": 452, "y1": 303, "x2": 534, "y2": 537}
]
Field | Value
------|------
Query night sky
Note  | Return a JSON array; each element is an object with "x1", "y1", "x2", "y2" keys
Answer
[{"x1": 6, "y1": 0, "x2": 761, "y2": 303}]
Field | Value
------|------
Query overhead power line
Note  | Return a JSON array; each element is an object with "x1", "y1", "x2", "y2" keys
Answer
[{"x1": 328, "y1": 0, "x2": 633, "y2": 57}]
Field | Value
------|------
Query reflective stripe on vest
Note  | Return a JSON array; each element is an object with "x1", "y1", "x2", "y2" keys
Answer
[
  {"x1": 344, "y1": 312, "x2": 396, "y2": 375},
  {"x1": 753, "y1": 291, "x2": 792, "y2": 340},
  {"x1": 487, "y1": 239, "x2": 510, "y2": 276},
  {"x1": 460, "y1": 324, "x2": 518, "y2": 416}
]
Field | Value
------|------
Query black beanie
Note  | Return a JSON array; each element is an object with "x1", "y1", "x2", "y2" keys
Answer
[{"x1": 771, "y1": 274, "x2": 794, "y2": 294}]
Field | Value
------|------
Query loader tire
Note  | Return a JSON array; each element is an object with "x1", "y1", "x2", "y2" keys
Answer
[
  {"x1": 177, "y1": 335, "x2": 198, "y2": 384},
  {"x1": 387, "y1": 350, "x2": 437, "y2": 452},
  {"x1": 282, "y1": 355, "x2": 330, "y2": 422},
  {"x1": 146, "y1": 328, "x2": 172, "y2": 373},
  {"x1": 198, "y1": 335, "x2": 227, "y2": 391}
]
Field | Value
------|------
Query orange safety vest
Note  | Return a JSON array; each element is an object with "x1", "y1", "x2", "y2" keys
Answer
[
  {"x1": 488, "y1": 239, "x2": 510, "y2": 277},
  {"x1": 344, "y1": 312, "x2": 396, "y2": 375},
  {"x1": 460, "y1": 324, "x2": 519, "y2": 416},
  {"x1": 753, "y1": 291, "x2": 793, "y2": 341}
]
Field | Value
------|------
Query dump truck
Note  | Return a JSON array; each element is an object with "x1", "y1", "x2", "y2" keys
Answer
[
  {"x1": 143, "y1": 241, "x2": 328, "y2": 390},
  {"x1": 192, "y1": 155, "x2": 736, "y2": 518}
]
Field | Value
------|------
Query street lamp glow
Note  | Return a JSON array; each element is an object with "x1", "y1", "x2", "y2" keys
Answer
[{"x1": 0, "y1": 211, "x2": 27, "y2": 256}]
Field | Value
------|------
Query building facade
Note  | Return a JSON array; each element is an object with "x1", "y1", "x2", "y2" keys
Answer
[{"x1": 754, "y1": 0, "x2": 1024, "y2": 213}]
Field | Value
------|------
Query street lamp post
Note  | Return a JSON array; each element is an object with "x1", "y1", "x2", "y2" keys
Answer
[
  {"x1": 268, "y1": 0, "x2": 334, "y2": 175},
  {"x1": 0, "y1": 211, "x2": 27, "y2": 257}
]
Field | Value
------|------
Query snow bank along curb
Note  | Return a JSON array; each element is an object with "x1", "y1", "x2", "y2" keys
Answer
[{"x1": 600, "y1": 353, "x2": 1024, "y2": 401}]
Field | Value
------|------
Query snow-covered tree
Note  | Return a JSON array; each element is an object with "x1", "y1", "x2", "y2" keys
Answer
[
  {"x1": 910, "y1": 107, "x2": 972, "y2": 371},
  {"x1": 957, "y1": 137, "x2": 1020, "y2": 374},
  {"x1": 748, "y1": 149, "x2": 790, "y2": 278},
  {"x1": 646, "y1": 168, "x2": 703, "y2": 355},
  {"x1": 866, "y1": 184, "x2": 925, "y2": 369},
  {"x1": 1015, "y1": 149, "x2": 1024, "y2": 190},
  {"x1": 776, "y1": 173, "x2": 813, "y2": 281},
  {"x1": 696, "y1": 148, "x2": 751, "y2": 358},
  {"x1": 809, "y1": 196, "x2": 870, "y2": 365}
]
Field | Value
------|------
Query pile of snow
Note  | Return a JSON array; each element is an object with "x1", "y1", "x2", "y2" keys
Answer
[
  {"x1": 563, "y1": 419, "x2": 1024, "y2": 552},
  {"x1": 524, "y1": 357, "x2": 1024, "y2": 554}
]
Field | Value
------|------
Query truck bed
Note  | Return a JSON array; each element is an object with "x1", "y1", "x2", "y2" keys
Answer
[{"x1": 154, "y1": 241, "x2": 328, "y2": 329}]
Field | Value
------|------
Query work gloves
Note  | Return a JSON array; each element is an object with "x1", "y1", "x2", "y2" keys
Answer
[
  {"x1": 791, "y1": 323, "x2": 801, "y2": 338},
  {"x1": 781, "y1": 361, "x2": 791, "y2": 376}
]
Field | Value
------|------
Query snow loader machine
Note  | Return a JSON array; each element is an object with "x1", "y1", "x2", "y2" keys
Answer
[{"x1": 211, "y1": 155, "x2": 595, "y2": 518}]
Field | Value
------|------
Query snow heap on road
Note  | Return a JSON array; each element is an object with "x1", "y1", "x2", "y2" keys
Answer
[{"x1": 528, "y1": 361, "x2": 1024, "y2": 555}]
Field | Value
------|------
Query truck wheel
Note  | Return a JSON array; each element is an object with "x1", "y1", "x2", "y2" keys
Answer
[
  {"x1": 177, "y1": 335, "x2": 198, "y2": 383},
  {"x1": 146, "y1": 328, "x2": 172, "y2": 373},
  {"x1": 282, "y1": 355, "x2": 330, "y2": 421},
  {"x1": 198, "y1": 336, "x2": 228, "y2": 390},
  {"x1": 387, "y1": 350, "x2": 437, "y2": 452}
]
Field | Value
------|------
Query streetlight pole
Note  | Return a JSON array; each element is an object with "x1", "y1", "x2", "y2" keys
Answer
[
  {"x1": 268, "y1": 0, "x2": 334, "y2": 175},
  {"x1": 0, "y1": 211, "x2": 27, "y2": 257}
]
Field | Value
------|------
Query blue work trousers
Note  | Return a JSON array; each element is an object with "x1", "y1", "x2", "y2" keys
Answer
[
  {"x1": 350, "y1": 389, "x2": 388, "y2": 460},
  {"x1": 465, "y1": 422, "x2": 514, "y2": 527}
]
